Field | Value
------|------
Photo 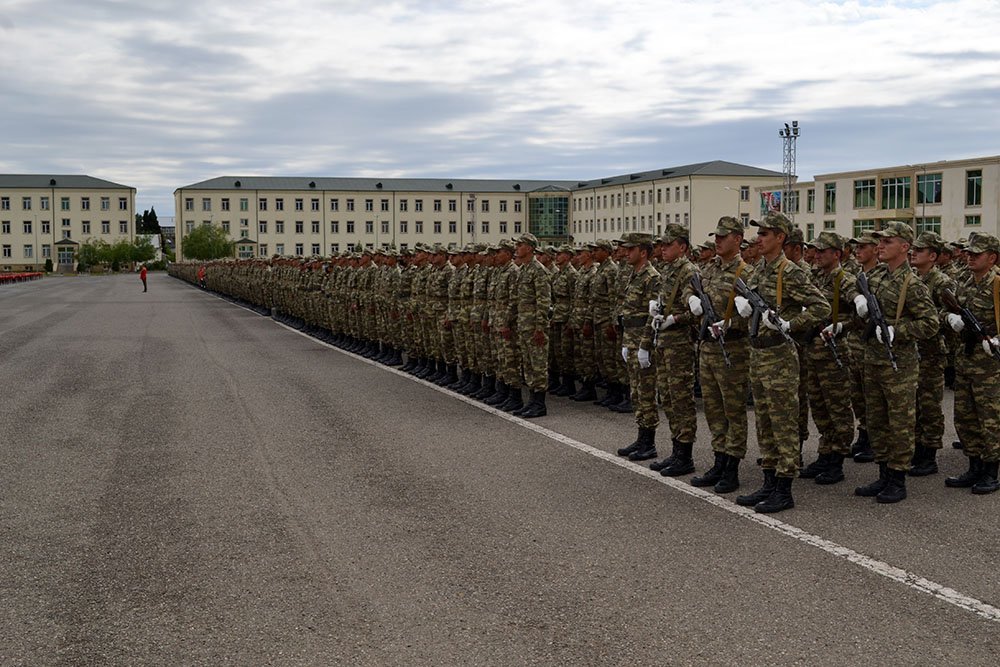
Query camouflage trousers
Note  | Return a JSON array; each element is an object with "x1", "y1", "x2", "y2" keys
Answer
[
  {"x1": 422, "y1": 313, "x2": 440, "y2": 359},
  {"x1": 750, "y1": 342, "x2": 801, "y2": 478},
  {"x1": 700, "y1": 340, "x2": 750, "y2": 459},
  {"x1": 518, "y1": 327, "x2": 549, "y2": 392},
  {"x1": 953, "y1": 351, "x2": 1000, "y2": 462},
  {"x1": 594, "y1": 321, "x2": 619, "y2": 383},
  {"x1": 626, "y1": 348, "x2": 659, "y2": 430},
  {"x1": 550, "y1": 322, "x2": 573, "y2": 377},
  {"x1": 805, "y1": 339, "x2": 854, "y2": 456},
  {"x1": 438, "y1": 312, "x2": 456, "y2": 364},
  {"x1": 797, "y1": 344, "x2": 810, "y2": 442},
  {"x1": 574, "y1": 326, "x2": 596, "y2": 382},
  {"x1": 864, "y1": 353, "x2": 918, "y2": 473},
  {"x1": 846, "y1": 334, "x2": 867, "y2": 432},
  {"x1": 496, "y1": 328, "x2": 521, "y2": 386},
  {"x1": 654, "y1": 332, "x2": 697, "y2": 443},
  {"x1": 915, "y1": 352, "x2": 946, "y2": 450}
]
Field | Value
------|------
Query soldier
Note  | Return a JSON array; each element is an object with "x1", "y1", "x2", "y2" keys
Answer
[
  {"x1": 909, "y1": 232, "x2": 955, "y2": 475},
  {"x1": 550, "y1": 244, "x2": 578, "y2": 396},
  {"x1": 847, "y1": 232, "x2": 880, "y2": 462},
  {"x1": 784, "y1": 226, "x2": 813, "y2": 450},
  {"x1": 590, "y1": 241, "x2": 623, "y2": 406},
  {"x1": 569, "y1": 243, "x2": 600, "y2": 401},
  {"x1": 648, "y1": 224, "x2": 700, "y2": 477},
  {"x1": 799, "y1": 232, "x2": 857, "y2": 485},
  {"x1": 613, "y1": 233, "x2": 661, "y2": 461},
  {"x1": 487, "y1": 241, "x2": 522, "y2": 412},
  {"x1": 511, "y1": 233, "x2": 552, "y2": 418},
  {"x1": 944, "y1": 233, "x2": 1000, "y2": 493},
  {"x1": 733, "y1": 212, "x2": 829, "y2": 513},
  {"x1": 681, "y1": 217, "x2": 753, "y2": 490},
  {"x1": 852, "y1": 221, "x2": 938, "y2": 503}
]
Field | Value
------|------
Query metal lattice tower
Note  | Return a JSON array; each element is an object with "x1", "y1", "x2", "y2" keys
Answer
[{"x1": 779, "y1": 121, "x2": 799, "y2": 222}]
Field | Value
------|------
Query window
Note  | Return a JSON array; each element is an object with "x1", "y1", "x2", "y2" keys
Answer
[
  {"x1": 739, "y1": 186, "x2": 750, "y2": 202},
  {"x1": 120, "y1": 221, "x2": 129, "y2": 234},
  {"x1": 222, "y1": 221, "x2": 230, "y2": 233},
  {"x1": 276, "y1": 243, "x2": 285, "y2": 255},
  {"x1": 240, "y1": 198, "x2": 249, "y2": 211},
  {"x1": 40, "y1": 196, "x2": 50, "y2": 210},
  {"x1": 684, "y1": 212, "x2": 689, "y2": 226},
  {"x1": 312, "y1": 243, "x2": 320, "y2": 255},
  {"x1": 23, "y1": 221, "x2": 32, "y2": 234},
  {"x1": 449, "y1": 199, "x2": 457, "y2": 212},
  {"x1": 415, "y1": 200, "x2": 423, "y2": 212},
  {"x1": 295, "y1": 198, "x2": 304, "y2": 211},
  {"x1": 853, "y1": 219, "x2": 876, "y2": 236},
  {"x1": 42, "y1": 244, "x2": 51, "y2": 258},
  {"x1": 966, "y1": 215, "x2": 982, "y2": 226},
  {"x1": 185, "y1": 221, "x2": 194, "y2": 233},
  {"x1": 433, "y1": 199, "x2": 442, "y2": 212},
  {"x1": 83, "y1": 221, "x2": 91, "y2": 234},
  {"x1": 740, "y1": 213, "x2": 749, "y2": 226},
  {"x1": 275, "y1": 221, "x2": 285, "y2": 233},
  {"x1": 1, "y1": 196, "x2": 9, "y2": 210},
  {"x1": 915, "y1": 217, "x2": 940, "y2": 234},
  {"x1": 399, "y1": 221, "x2": 408, "y2": 234},
  {"x1": 183, "y1": 197, "x2": 193, "y2": 211},
  {"x1": 806, "y1": 223, "x2": 815, "y2": 242},
  {"x1": 967, "y1": 170, "x2": 983, "y2": 206},
  {"x1": 275, "y1": 198, "x2": 284, "y2": 211},
  {"x1": 312, "y1": 221, "x2": 320, "y2": 234},
  {"x1": 259, "y1": 221, "x2": 268, "y2": 233},
  {"x1": 41, "y1": 221, "x2": 50, "y2": 234},
  {"x1": 641, "y1": 191, "x2": 646, "y2": 206},
  {"x1": 380, "y1": 199, "x2": 389, "y2": 212},
  {"x1": 381, "y1": 221, "x2": 389, "y2": 234},
  {"x1": 295, "y1": 221, "x2": 304, "y2": 234},
  {"x1": 415, "y1": 221, "x2": 423, "y2": 234},
  {"x1": 824, "y1": 220, "x2": 836, "y2": 230},
  {"x1": 346, "y1": 199, "x2": 355, "y2": 212},
  {"x1": 295, "y1": 243, "x2": 303, "y2": 256},
  {"x1": 880, "y1": 177, "x2": 910, "y2": 209},
  {"x1": 346, "y1": 221, "x2": 355, "y2": 234},
  {"x1": 365, "y1": 199, "x2": 373, "y2": 212},
  {"x1": 2, "y1": 245, "x2": 10, "y2": 258},
  {"x1": 221, "y1": 198, "x2": 230, "y2": 211},
  {"x1": 331, "y1": 243, "x2": 339, "y2": 254},
  {"x1": 481, "y1": 221, "x2": 489, "y2": 234},
  {"x1": 311, "y1": 198, "x2": 320, "y2": 212},
  {"x1": 22, "y1": 197, "x2": 31, "y2": 210},
  {"x1": 399, "y1": 199, "x2": 408, "y2": 212},
  {"x1": 499, "y1": 221, "x2": 507, "y2": 234},
  {"x1": 854, "y1": 179, "x2": 876, "y2": 209},
  {"x1": 61, "y1": 197, "x2": 70, "y2": 211},
  {"x1": 916, "y1": 173, "x2": 942, "y2": 205},
  {"x1": 514, "y1": 221, "x2": 522, "y2": 233},
  {"x1": 330, "y1": 221, "x2": 339, "y2": 234},
  {"x1": 240, "y1": 218, "x2": 248, "y2": 228},
  {"x1": 365, "y1": 221, "x2": 373, "y2": 234},
  {"x1": 824, "y1": 183, "x2": 836, "y2": 214},
  {"x1": 62, "y1": 230, "x2": 71, "y2": 239},
  {"x1": 23, "y1": 244, "x2": 33, "y2": 259},
  {"x1": 201, "y1": 198, "x2": 210, "y2": 212},
  {"x1": 466, "y1": 199, "x2": 474, "y2": 212},
  {"x1": 259, "y1": 244, "x2": 269, "y2": 257},
  {"x1": 466, "y1": 221, "x2": 473, "y2": 234},
  {"x1": 433, "y1": 221, "x2": 441, "y2": 234},
  {"x1": 664, "y1": 189, "x2": 671, "y2": 204},
  {"x1": 101, "y1": 221, "x2": 110, "y2": 234},
  {"x1": 807, "y1": 188, "x2": 815, "y2": 213},
  {"x1": 259, "y1": 198, "x2": 267, "y2": 211},
  {"x1": 119, "y1": 197, "x2": 128, "y2": 211},
  {"x1": 514, "y1": 200, "x2": 522, "y2": 213},
  {"x1": 331, "y1": 198, "x2": 339, "y2": 211},
  {"x1": 786, "y1": 191, "x2": 800, "y2": 214},
  {"x1": 0, "y1": 221, "x2": 8, "y2": 233},
  {"x1": 448, "y1": 221, "x2": 456, "y2": 234}
]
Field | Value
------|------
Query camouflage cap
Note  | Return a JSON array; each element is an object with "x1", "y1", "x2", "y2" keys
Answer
[
  {"x1": 912, "y1": 231, "x2": 944, "y2": 251},
  {"x1": 809, "y1": 230, "x2": 845, "y2": 251},
  {"x1": 497, "y1": 239, "x2": 516, "y2": 251},
  {"x1": 593, "y1": 239, "x2": 614, "y2": 253},
  {"x1": 784, "y1": 226, "x2": 805, "y2": 246},
  {"x1": 620, "y1": 232, "x2": 654, "y2": 247},
  {"x1": 515, "y1": 233, "x2": 539, "y2": 248},
  {"x1": 659, "y1": 223, "x2": 689, "y2": 245},
  {"x1": 446, "y1": 246, "x2": 460, "y2": 255},
  {"x1": 950, "y1": 237, "x2": 969, "y2": 250},
  {"x1": 543, "y1": 245, "x2": 557, "y2": 256},
  {"x1": 474, "y1": 243, "x2": 489, "y2": 253},
  {"x1": 461, "y1": 243, "x2": 476, "y2": 253},
  {"x1": 711, "y1": 216, "x2": 744, "y2": 237},
  {"x1": 431, "y1": 242, "x2": 448, "y2": 254},
  {"x1": 966, "y1": 233, "x2": 1000, "y2": 255},
  {"x1": 850, "y1": 231, "x2": 877, "y2": 246},
  {"x1": 698, "y1": 239, "x2": 717, "y2": 251},
  {"x1": 752, "y1": 212, "x2": 793, "y2": 236},
  {"x1": 556, "y1": 243, "x2": 576, "y2": 255},
  {"x1": 872, "y1": 220, "x2": 915, "y2": 244}
]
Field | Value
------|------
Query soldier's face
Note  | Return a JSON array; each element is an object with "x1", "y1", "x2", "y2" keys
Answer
[
  {"x1": 515, "y1": 243, "x2": 532, "y2": 260},
  {"x1": 877, "y1": 237, "x2": 908, "y2": 263},
  {"x1": 815, "y1": 247, "x2": 839, "y2": 271},
  {"x1": 715, "y1": 232, "x2": 742, "y2": 257},
  {"x1": 967, "y1": 251, "x2": 997, "y2": 274},
  {"x1": 910, "y1": 247, "x2": 937, "y2": 270},
  {"x1": 661, "y1": 240, "x2": 687, "y2": 262}
]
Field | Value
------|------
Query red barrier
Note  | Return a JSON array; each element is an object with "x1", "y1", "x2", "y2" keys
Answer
[{"x1": 0, "y1": 272, "x2": 44, "y2": 285}]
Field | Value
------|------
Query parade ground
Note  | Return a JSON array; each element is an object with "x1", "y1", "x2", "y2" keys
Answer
[{"x1": 2, "y1": 274, "x2": 998, "y2": 665}]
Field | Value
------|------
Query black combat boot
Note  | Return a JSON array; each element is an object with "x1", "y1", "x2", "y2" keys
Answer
[
  {"x1": 628, "y1": 427, "x2": 657, "y2": 461},
  {"x1": 660, "y1": 440, "x2": 695, "y2": 476},
  {"x1": 754, "y1": 476, "x2": 794, "y2": 513},
  {"x1": 571, "y1": 380, "x2": 597, "y2": 402},
  {"x1": 799, "y1": 452, "x2": 832, "y2": 479},
  {"x1": 610, "y1": 392, "x2": 634, "y2": 413},
  {"x1": 972, "y1": 460, "x2": 1000, "y2": 495},
  {"x1": 737, "y1": 469, "x2": 777, "y2": 506},
  {"x1": 855, "y1": 462, "x2": 889, "y2": 497},
  {"x1": 439, "y1": 364, "x2": 459, "y2": 387},
  {"x1": 427, "y1": 360, "x2": 446, "y2": 383},
  {"x1": 459, "y1": 373, "x2": 481, "y2": 396},
  {"x1": 714, "y1": 455, "x2": 740, "y2": 494},
  {"x1": 413, "y1": 358, "x2": 430, "y2": 378},
  {"x1": 519, "y1": 391, "x2": 548, "y2": 419},
  {"x1": 815, "y1": 453, "x2": 846, "y2": 485},
  {"x1": 388, "y1": 348, "x2": 404, "y2": 366},
  {"x1": 473, "y1": 375, "x2": 495, "y2": 400},
  {"x1": 909, "y1": 445, "x2": 939, "y2": 477},
  {"x1": 554, "y1": 374, "x2": 577, "y2": 397},
  {"x1": 691, "y1": 452, "x2": 726, "y2": 487},
  {"x1": 852, "y1": 429, "x2": 875, "y2": 463},
  {"x1": 649, "y1": 439, "x2": 680, "y2": 472},
  {"x1": 617, "y1": 429, "x2": 645, "y2": 457},
  {"x1": 499, "y1": 388, "x2": 524, "y2": 413},
  {"x1": 484, "y1": 381, "x2": 509, "y2": 406},
  {"x1": 876, "y1": 468, "x2": 907, "y2": 504},
  {"x1": 594, "y1": 382, "x2": 620, "y2": 406},
  {"x1": 548, "y1": 369, "x2": 560, "y2": 393},
  {"x1": 945, "y1": 456, "x2": 983, "y2": 488},
  {"x1": 401, "y1": 355, "x2": 417, "y2": 372}
]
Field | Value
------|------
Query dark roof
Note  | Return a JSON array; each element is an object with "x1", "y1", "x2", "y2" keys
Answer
[
  {"x1": 0, "y1": 174, "x2": 134, "y2": 190},
  {"x1": 572, "y1": 160, "x2": 784, "y2": 189},
  {"x1": 176, "y1": 176, "x2": 578, "y2": 194}
]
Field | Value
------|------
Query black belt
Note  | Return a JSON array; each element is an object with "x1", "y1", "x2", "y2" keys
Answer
[
  {"x1": 749, "y1": 334, "x2": 790, "y2": 350},
  {"x1": 621, "y1": 315, "x2": 649, "y2": 328}
]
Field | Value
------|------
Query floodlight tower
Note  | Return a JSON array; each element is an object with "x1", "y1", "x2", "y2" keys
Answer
[{"x1": 779, "y1": 120, "x2": 799, "y2": 222}]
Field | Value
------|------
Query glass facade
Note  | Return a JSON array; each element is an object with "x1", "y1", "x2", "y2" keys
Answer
[{"x1": 528, "y1": 195, "x2": 569, "y2": 239}]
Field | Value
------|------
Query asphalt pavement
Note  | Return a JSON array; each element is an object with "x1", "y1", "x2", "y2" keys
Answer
[{"x1": 2, "y1": 273, "x2": 999, "y2": 665}]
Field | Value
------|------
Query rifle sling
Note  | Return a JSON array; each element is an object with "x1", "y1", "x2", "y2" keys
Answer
[
  {"x1": 724, "y1": 261, "x2": 748, "y2": 323},
  {"x1": 893, "y1": 269, "x2": 913, "y2": 326}
]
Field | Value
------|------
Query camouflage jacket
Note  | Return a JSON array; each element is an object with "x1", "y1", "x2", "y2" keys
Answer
[
  {"x1": 682, "y1": 254, "x2": 755, "y2": 336},
  {"x1": 954, "y1": 266, "x2": 1000, "y2": 363},
  {"x1": 917, "y1": 266, "x2": 956, "y2": 357},
  {"x1": 616, "y1": 261, "x2": 659, "y2": 350},
  {"x1": 745, "y1": 255, "x2": 829, "y2": 342},
  {"x1": 550, "y1": 263, "x2": 577, "y2": 324},
  {"x1": 811, "y1": 266, "x2": 859, "y2": 334},
  {"x1": 655, "y1": 256, "x2": 699, "y2": 337},
  {"x1": 569, "y1": 264, "x2": 596, "y2": 329},
  {"x1": 862, "y1": 262, "x2": 938, "y2": 367},
  {"x1": 514, "y1": 258, "x2": 552, "y2": 332},
  {"x1": 590, "y1": 259, "x2": 618, "y2": 325}
]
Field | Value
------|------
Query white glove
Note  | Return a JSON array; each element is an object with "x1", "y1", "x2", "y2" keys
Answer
[
  {"x1": 709, "y1": 319, "x2": 727, "y2": 339},
  {"x1": 662, "y1": 314, "x2": 676, "y2": 329},
  {"x1": 853, "y1": 294, "x2": 868, "y2": 319},
  {"x1": 621, "y1": 346, "x2": 629, "y2": 363},
  {"x1": 637, "y1": 348, "x2": 651, "y2": 368},
  {"x1": 688, "y1": 295, "x2": 704, "y2": 317},
  {"x1": 821, "y1": 322, "x2": 843, "y2": 339},
  {"x1": 876, "y1": 325, "x2": 895, "y2": 345},
  {"x1": 651, "y1": 314, "x2": 664, "y2": 331},
  {"x1": 648, "y1": 300, "x2": 660, "y2": 316},
  {"x1": 947, "y1": 313, "x2": 965, "y2": 333},
  {"x1": 983, "y1": 337, "x2": 999, "y2": 354},
  {"x1": 734, "y1": 296, "x2": 752, "y2": 318},
  {"x1": 763, "y1": 310, "x2": 791, "y2": 333}
]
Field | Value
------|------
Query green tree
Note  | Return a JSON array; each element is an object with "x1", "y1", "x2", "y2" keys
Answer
[
  {"x1": 183, "y1": 224, "x2": 235, "y2": 260},
  {"x1": 77, "y1": 239, "x2": 111, "y2": 267},
  {"x1": 131, "y1": 236, "x2": 157, "y2": 263},
  {"x1": 136, "y1": 207, "x2": 162, "y2": 234}
]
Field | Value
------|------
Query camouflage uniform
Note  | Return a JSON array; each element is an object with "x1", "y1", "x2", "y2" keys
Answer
[
  {"x1": 618, "y1": 240, "x2": 660, "y2": 430},
  {"x1": 914, "y1": 255, "x2": 956, "y2": 456},
  {"x1": 514, "y1": 250, "x2": 553, "y2": 393},
  {"x1": 550, "y1": 250, "x2": 577, "y2": 383},
  {"x1": 570, "y1": 255, "x2": 598, "y2": 386}
]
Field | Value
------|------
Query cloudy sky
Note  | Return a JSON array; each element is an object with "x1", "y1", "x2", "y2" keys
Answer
[{"x1": 3, "y1": 0, "x2": 999, "y2": 216}]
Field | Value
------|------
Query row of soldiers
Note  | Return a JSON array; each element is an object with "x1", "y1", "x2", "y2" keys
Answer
[{"x1": 169, "y1": 215, "x2": 1000, "y2": 513}]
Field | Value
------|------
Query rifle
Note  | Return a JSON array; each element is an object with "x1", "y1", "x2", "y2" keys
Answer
[
  {"x1": 941, "y1": 288, "x2": 1000, "y2": 362},
  {"x1": 856, "y1": 272, "x2": 897, "y2": 371},
  {"x1": 733, "y1": 278, "x2": 796, "y2": 346},
  {"x1": 821, "y1": 325, "x2": 844, "y2": 369},
  {"x1": 651, "y1": 295, "x2": 664, "y2": 347},
  {"x1": 689, "y1": 273, "x2": 731, "y2": 367}
]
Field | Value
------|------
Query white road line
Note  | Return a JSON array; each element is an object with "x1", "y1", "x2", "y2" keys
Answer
[{"x1": 207, "y1": 289, "x2": 1000, "y2": 625}]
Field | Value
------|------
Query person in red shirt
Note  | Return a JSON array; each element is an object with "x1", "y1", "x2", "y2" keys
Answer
[{"x1": 139, "y1": 264, "x2": 148, "y2": 292}]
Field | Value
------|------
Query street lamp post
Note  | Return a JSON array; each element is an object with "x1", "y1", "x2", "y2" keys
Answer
[{"x1": 779, "y1": 121, "x2": 800, "y2": 223}]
